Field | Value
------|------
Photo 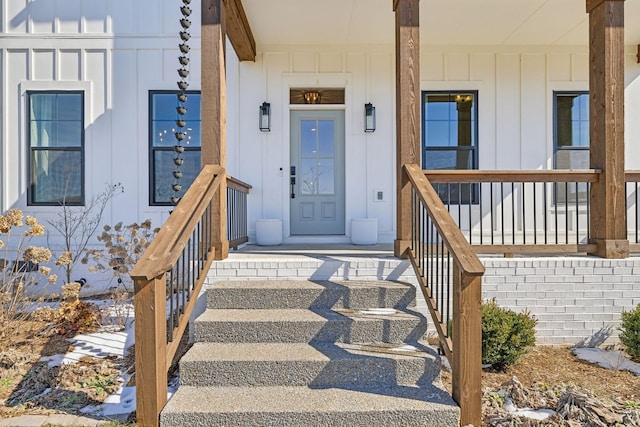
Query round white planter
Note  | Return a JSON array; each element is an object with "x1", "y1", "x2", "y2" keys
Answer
[
  {"x1": 351, "y1": 218, "x2": 378, "y2": 245},
  {"x1": 255, "y1": 219, "x2": 283, "y2": 246}
]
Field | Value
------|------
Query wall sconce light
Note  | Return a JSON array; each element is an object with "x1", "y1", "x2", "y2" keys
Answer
[
  {"x1": 364, "y1": 103, "x2": 376, "y2": 132},
  {"x1": 259, "y1": 102, "x2": 271, "y2": 132},
  {"x1": 303, "y1": 91, "x2": 321, "y2": 104}
]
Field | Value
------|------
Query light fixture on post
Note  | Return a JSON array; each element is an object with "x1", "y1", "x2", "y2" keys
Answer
[
  {"x1": 364, "y1": 103, "x2": 376, "y2": 132},
  {"x1": 259, "y1": 102, "x2": 271, "y2": 132}
]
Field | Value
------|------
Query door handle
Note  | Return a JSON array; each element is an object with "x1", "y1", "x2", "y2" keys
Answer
[{"x1": 290, "y1": 166, "x2": 296, "y2": 199}]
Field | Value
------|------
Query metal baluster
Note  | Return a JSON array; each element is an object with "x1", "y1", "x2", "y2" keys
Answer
[
  {"x1": 511, "y1": 182, "x2": 515, "y2": 245},
  {"x1": 422, "y1": 199, "x2": 426, "y2": 276},
  {"x1": 501, "y1": 183, "x2": 505, "y2": 244},
  {"x1": 586, "y1": 183, "x2": 591, "y2": 241},
  {"x1": 543, "y1": 182, "x2": 548, "y2": 244},
  {"x1": 438, "y1": 232, "x2": 442, "y2": 318},
  {"x1": 424, "y1": 212, "x2": 433, "y2": 296},
  {"x1": 457, "y1": 184, "x2": 462, "y2": 228},
  {"x1": 446, "y1": 251, "x2": 451, "y2": 338},
  {"x1": 489, "y1": 182, "x2": 495, "y2": 245},
  {"x1": 533, "y1": 182, "x2": 537, "y2": 244},
  {"x1": 554, "y1": 183, "x2": 559, "y2": 244},
  {"x1": 522, "y1": 182, "x2": 526, "y2": 244},
  {"x1": 167, "y1": 268, "x2": 175, "y2": 342},
  {"x1": 565, "y1": 182, "x2": 569, "y2": 244},
  {"x1": 191, "y1": 228, "x2": 196, "y2": 289},
  {"x1": 468, "y1": 183, "x2": 472, "y2": 244},
  {"x1": 575, "y1": 182, "x2": 580, "y2": 245},
  {"x1": 479, "y1": 183, "x2": 484, "y2": 245}
]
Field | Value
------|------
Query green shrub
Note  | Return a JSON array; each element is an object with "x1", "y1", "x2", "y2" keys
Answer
[
  {"x1": 482, "y1": 299, "x2": 537, "y2": 371},
  {"x1": 620, "y1": 304, "x2": 640, "y2": 360}
]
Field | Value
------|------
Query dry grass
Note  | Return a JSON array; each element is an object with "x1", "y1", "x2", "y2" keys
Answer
[
  {"x1": 442, "y1": 346, "x2": 640, "y2": 425},
  {"x1": 0, "y1": 317, "x2": 123, "y2": 419}
]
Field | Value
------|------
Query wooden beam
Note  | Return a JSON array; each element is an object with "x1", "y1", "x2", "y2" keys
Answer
[
  {"x1": 587, "y1": 0, "x2": 628, "y2": 258},
  {"x1": 394, "y1": 0, "x2": 421, "y2": 258},
  {"x1": 226, "y1": 0, "x2": 256, "y2": 62},
  {"x1": 201, "y1": 0, "x2": 229, "y2": 259}
]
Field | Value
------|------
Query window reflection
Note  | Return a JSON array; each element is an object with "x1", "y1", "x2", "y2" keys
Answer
[
  {"x1": 28, "y1": 92, "x2": 84, "y2": 205},
  {"x1": 299, "y1": 119, "x2": 335, "y2": 195}
]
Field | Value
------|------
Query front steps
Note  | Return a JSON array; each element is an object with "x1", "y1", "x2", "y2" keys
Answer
[{"x1": 161, "y1": 280, "x2": 459, "y2": 426}]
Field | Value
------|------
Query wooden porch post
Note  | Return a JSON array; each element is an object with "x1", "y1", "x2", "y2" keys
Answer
[
  {"x1": 586, "y1": 0, "x2": 628, "y2": 258},
  {"x1": 202, "y1": 0, "x2": 229, "y2": 260},
  {"x1": 134, "y1": 276, "x2": 167, "y2": 427},
  {"x1": 452, "y1": 265, "x2": 483, "y2": 427},
  {"x1": 393, "y1": 0, "x2": 421, "y2": 258}
]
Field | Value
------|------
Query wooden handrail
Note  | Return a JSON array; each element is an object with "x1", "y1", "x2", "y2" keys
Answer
[
  {"x1": 226, "y1": 175, "x2": 252, "y2": 192},
  {"x1": 131, "y1": 164, "x2": 233, "y2": 427},
  {"x1": 405, "y1": 164, "x2": 485, "y2": 277},
  {"x1": 226, "y1": 175, "x2": 251, "y2": 250},
  {"x1": 424, "y1": 169, "x2": 601, "y2": 183},
  {"x1": 626, "y1": 171, "x2": 640, "y2": 182},
  {"x1": 131, "y1": 164, "x2": 224, "y2": 280},
  {"x1": 404, "y1": 163, "x2": 484, "y2": 427}
]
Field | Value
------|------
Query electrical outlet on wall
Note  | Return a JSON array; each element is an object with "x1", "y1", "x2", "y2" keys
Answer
[{"x1": 374, "y1": 189, "x2": 385, "y2": 202}]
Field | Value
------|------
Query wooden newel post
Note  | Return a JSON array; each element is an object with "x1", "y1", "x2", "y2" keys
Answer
[
  {"x1": 393, "y1": 0, "x2": 421, "y2": 258},
  {"x1": 586, "y1": 0, "x2": 629, "y2": 258},
  {"x1": 134, "y1": 275, "x2": 168, "y2": 427},
  {"x1": 452, "y1": 264, "x2": 482, "y2": 427},
  {"x1": 202, "y1": 0, "x2": 229, "y2": 260}
]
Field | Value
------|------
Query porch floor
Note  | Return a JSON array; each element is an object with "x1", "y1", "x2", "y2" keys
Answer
[{"x1": 229, "y1": 243, "x2": 396, "y2": 258}]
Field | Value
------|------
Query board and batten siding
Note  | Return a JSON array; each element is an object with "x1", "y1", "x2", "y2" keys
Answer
[
  {"x1": 0, "y1": 0, "x2": 208, "y2": 232},
  {"x1": 2, "y1": 0, "x2": 640, "y2": 246},
  {"x1": 234, "y1": 48, "x2": 396, "y2": 243}
]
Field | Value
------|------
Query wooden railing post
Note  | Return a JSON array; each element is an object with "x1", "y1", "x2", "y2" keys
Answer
[
  {"x1": 134, "y1": 275, "x2": 168, "y2": 427},
  {"x1": 405, "y1": 164, "x2": 484, "y2": 426},
  {"x1": 452, "y1": 264, "x2": 483, "y2": 427}
]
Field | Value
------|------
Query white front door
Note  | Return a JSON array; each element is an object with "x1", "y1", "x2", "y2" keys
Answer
[{"x1": 290, "y1": 110, "x2": 345, "y2": 235}]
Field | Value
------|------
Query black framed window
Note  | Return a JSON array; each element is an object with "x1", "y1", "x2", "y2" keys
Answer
[
  {"x1": 149, "y1": 91, "x2": 201, "y2": 205},
  {"x1": 422, "y1": 91, "x2": 478, "y2": 203},
  {"x1": 27, "y1": 91, "x2": 84, "y2": 206},
  {"x1": 554, "y1": 91, "x2": 589, "y2": 203}
]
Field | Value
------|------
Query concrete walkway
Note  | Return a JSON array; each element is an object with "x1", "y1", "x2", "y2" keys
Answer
[{"x1": 0, "y1": 414, "x2": 121, "y2": 426}]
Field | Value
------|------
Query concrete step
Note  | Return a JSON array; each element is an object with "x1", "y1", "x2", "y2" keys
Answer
[
  {"x1": 206, "y1": 253, "x2": 418, "y2": 283},
  {"x1": 193, "y1": 308, "x2": 427, "y2": 344},
  {"x1": 206, "y1": 280, "x2": 416, "y2": 310},
  {"x1": 161, "y1": 385, "x2": 459, "y2": 427},
  {"x1": 179, "y1": 342, "x2": 441, "y2": 388}
]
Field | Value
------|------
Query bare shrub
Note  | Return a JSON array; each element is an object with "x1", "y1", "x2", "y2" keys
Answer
[
  {"x1": 83, "y1": 219, "x2": 159, "y2": 330},
  {"x1": 47, "y1": 183, "x2": 124, "y2": 284},
  {"x1": 0, "y1": 209, "x2": 56, "y2": 337}
]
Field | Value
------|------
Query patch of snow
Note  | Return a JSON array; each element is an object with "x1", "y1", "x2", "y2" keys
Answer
[
  {"x1": 40, "y1": 320, "x2": 134, "y2": 368},
  {"x1": 390, "y1": 344, "x2": 418, "y2": 352},
  {"x1": 359, "y1": 308, "x2": 397, "y2": 315},
  {"x1": 40, "y1": 313, "x2": 138, "y2": 419},
  {"x1": 504, "y1": 397, "x2": 555, "y2": 420},
  {"x1": 574, "y1": 348, "x2": 640, "y2": 376},
  {"x1": 81, "y1": 374, "x2": 136, "y2": 418}
]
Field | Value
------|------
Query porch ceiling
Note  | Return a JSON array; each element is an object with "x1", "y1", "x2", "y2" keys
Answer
[{"x1": 241, "y1": 0, "x2": 640, "y2": 47}]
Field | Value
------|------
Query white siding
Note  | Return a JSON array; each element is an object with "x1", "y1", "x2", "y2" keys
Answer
[{"x1": 2, "y1": 0, "x2": 640, "y2": 250}]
